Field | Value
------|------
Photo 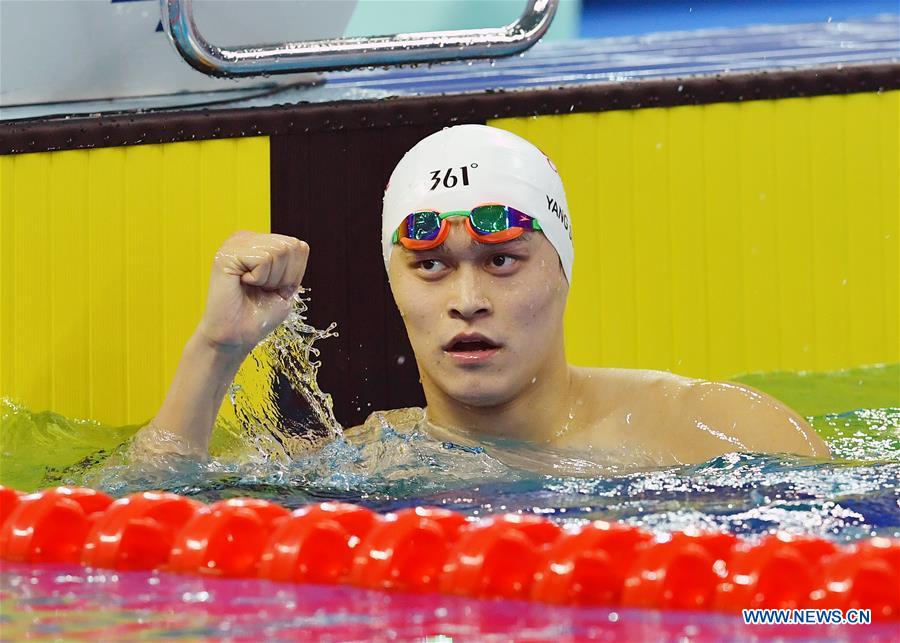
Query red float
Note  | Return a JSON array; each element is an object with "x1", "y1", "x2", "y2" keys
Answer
[
  {"x1": 532, "y1": 521, "x2": 653, "y2": 605},
  {"x1": 670, "y1": 530, "x2": 738, "y2": 562},
  {"x1": 622, "y1": 536, "x2": 721, "y2": 610},
  {"x1": 168, "y1": 498, "x2": 289, "y2": 578},
  {"x1": 294, "y1": 501, "x2": 379, "y2": 541},
  {"x1": 0, "y1": 487, "x2": 113, "y2": 564},
  {"x1": 440, "y1": 514, "x2": 562, "y2": 600},
  {"x1": 351, "y1": 507, "x2": 465, "y2": 592},
  {"x1": 0, "y1": 485, "x2": 896, "y2": 619},
  {"x1": 810, "y1": 538, "x2": 900, "y2": 620},
  {"x1": 259, "y1": 503, "x2": 378, "y2": 584},
  {"x1": 860, "y1": 537, "x2": 900, "y2": 569},
  {"x1": 0, "y1": 486, "x2": 22, "y2": 528},
  {"x1": 82, "y1": 492, "x2": 201, "y2": 571},
  {"x1": 714, "y1": 534, "x2": 838, "y2": 612}
]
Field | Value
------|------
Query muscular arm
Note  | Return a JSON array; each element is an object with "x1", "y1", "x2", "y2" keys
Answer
[
  {"x1": 139, "y1": 335, "x2": 249, "y2": 457},
  {"x1": 133, "y1": 231, "x2": 309, "y2": 458},
  {"x1": 670, "y1": 380, "x2": 830, "y2": 463}
]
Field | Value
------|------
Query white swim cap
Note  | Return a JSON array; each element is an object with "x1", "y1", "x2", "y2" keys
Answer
[{"x1": 382, "y1": 124, "x2": 573, "y2": 284}]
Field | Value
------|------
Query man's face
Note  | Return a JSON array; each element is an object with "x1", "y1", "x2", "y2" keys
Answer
[{"x1": 388, "y1": 220, "x2": 568, "y2": 408}]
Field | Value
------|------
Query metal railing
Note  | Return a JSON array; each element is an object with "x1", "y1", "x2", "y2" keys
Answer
[{"x1": 160, "y1": 0, "x2": 558, "y2": 77}]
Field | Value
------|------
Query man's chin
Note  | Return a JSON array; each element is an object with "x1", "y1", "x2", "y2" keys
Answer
[
  {"x1": 424, "y1": 362, "x2": 521, "y2": 408},
  {"x1": 442, "y1": 383, "x2": 513, "y2": 409}
]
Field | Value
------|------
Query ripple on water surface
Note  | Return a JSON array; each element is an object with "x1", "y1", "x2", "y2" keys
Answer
[
  {"x1": 0, "y1": 295, "x2": 897, "y2": 542},
  {"x1": 2, "y1": 401, "x2": 897, "y2": 543}
]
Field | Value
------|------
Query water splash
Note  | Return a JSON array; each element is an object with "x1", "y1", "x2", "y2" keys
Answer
[
  {"x1": 252, "y1": 287, "x2": 343, "y2": 452},
  {"x1": 0, "y1": 289, "x2": 342, "y2": 491},
  {"x1": 0, "y1": 299, "x2": 897, "y2": 540}
]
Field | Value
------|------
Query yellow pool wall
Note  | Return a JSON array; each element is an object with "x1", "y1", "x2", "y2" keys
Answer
[
  {"x1": 493, "y1": 90, "x2": 899, "y2": 379},
  {"x1": 1, "y1": 90, "x2": 898, "y2": 425},
  {"x1": 0, "y1": 138, "x2": 271, "y2": 426}
]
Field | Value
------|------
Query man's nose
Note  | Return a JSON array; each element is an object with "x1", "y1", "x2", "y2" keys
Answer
[{"x1": 448, "y1": 266, "x2": 492, "y2": 320}]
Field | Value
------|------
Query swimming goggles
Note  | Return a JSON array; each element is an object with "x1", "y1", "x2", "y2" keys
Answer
[{"x1": 391, "y1": 204, "x2": 542, "y2": 251}]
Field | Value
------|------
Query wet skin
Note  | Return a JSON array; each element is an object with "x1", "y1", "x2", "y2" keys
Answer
[
  {"x1": 384, "y1": 221, "x2": 829, "y2": 465},
  {"x1": 137, "y1": 227, "x2": 829, "y2": 466}
]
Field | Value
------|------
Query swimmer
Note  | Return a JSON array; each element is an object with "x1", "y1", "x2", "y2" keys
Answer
[{"x1": 138, "y1": 125, "x2": 828, "y2": 466}]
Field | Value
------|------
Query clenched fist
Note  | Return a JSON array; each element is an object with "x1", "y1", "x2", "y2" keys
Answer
[{"x1": 197, "y1": 231, "x2": 310, "y2": 352}]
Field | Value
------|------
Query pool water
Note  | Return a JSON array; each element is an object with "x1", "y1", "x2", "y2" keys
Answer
[
  {"x1": 3, "y1": 561, "x2": 898, "y2": 641},
  {"x1": 0, "y1": 297, "x2": 898, "y2": 638},
  {"x1": 2, "y1": 387, "x2": 898, "y2": 542},
  {"x1": 1, "y1": 314, "x2": 898, "y2": 540}
]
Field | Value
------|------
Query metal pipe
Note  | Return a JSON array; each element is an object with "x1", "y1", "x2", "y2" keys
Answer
[{"x1": 160, "y1": 0, "x2": 558, "y2": 77}]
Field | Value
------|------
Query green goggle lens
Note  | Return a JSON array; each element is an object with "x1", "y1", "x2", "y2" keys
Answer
[
  {"x1": 469, "y1": 205, "x2": 509, "y2": 234},
  {"x1": 394, "y1": 205, "x2": 538, "y2": 245},
  {"x1": 409, "y1": 211, "x2": 442, "y2": 240}
]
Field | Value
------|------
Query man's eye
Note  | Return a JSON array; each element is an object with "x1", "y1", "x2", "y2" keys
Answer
[
  {"x1": 489, "y1": 254, "x2": 517, "y2": 268},
  {"x1": 417, "y1": 259, "x2": 446, "y2": 273}
]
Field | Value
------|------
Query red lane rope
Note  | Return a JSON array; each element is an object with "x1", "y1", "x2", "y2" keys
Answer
[{"x1": 0, "y1": 486, "x2": 897, "y2": 619}]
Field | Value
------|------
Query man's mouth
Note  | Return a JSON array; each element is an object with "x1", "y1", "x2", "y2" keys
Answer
[{"x1": 443, "y1": 333, "x2": 502, "y2": 361}]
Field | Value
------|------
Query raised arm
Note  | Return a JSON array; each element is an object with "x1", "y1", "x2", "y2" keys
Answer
[{"x1": 135, "y1": 231, "x2": 309, "y2": 457}]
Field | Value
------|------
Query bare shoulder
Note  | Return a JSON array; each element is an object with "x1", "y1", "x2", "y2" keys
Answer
[
  {"x1": 678, "y1": 380, "x2": 830, "y2": 458},
  {"x1": 573, "y1": 365, "x2": 696, "y2": 395},
  {"x1": 568, "y1": 366, "x2": 697, "y2": 448},
  {"x1": 570, "y1": 366, "x2": 829, "y2": 463}
]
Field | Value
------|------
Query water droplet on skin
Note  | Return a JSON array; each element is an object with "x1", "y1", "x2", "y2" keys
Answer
[{"x1": 531, "y1": 377, "x2": 537, "y2": 384}]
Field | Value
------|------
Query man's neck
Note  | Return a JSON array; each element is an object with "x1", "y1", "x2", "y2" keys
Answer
[{"x1": 421, "y1": 352, "x2": 577, "y2": 444}]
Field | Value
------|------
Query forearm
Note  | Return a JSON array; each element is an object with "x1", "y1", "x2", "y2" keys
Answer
[{"x1": 144, "y1": 331, "x2": 250, "y2": 457}]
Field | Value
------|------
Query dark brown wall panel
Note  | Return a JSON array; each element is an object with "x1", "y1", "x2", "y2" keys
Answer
[{"x1": 270, "y1": 124, "x2": 464, "y2": 427}]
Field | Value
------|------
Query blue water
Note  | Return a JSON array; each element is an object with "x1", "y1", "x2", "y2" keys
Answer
[
  {"x1": 2, "y1": 358, "x2": 898, "y2": 639},
  {"x1": 41, "y1": 401, "x2": 895, "y2": 544}
]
